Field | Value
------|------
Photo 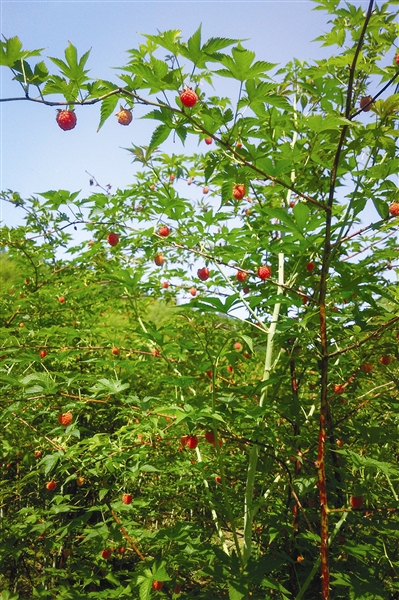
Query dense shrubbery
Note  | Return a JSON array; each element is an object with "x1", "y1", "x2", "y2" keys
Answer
[{"x1": 1, "y1": 1, "x2": 399, "y2": 598}]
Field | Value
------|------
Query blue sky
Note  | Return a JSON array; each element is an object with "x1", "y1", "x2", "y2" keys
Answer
[{"x1": 0, "y1": 0, "x2": 375, "y2": 228}]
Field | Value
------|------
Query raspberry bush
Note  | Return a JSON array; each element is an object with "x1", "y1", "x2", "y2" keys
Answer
[{"x1": 1, "y1": 3, "x2": 399, "y2": 599}]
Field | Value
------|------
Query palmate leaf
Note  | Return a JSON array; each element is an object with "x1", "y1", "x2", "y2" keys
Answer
[
  {"x1": 142, "y1": 29, "x2": 182, "y2": 55},
  {"x1": 215, "y1": 44, "x2": 276, "y2": 81},
  {"x1": 0, "y1": 36, "x2": 44, "y2": 67},
  {"x1": 49, "y1": 42, "x2": 91, "y2": 84}
]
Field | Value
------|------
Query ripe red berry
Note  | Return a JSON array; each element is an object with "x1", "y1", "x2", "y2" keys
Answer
[
  {"x1": 169, "y1": 174, "x2": 175, "y2": 182},
  {"x1": 111, "y1": 347, "x2": 119, "y2": 356},
  {"x1": 227, "y1": 365, "x2": 233, "y2": 373},
  {"x1": 58, "y1": 412, "x2": 73, "y2": 426},
  {"x1": 59, "y1": 296, "x2": 66, "y2": 303},
  {"x1": 107, "y1": 232, "x2": 119, "y2": 247},
  {"x1": 118, "y1": 547, "x2": 125, "y2": 554},
  {"x1": 122, "y1": 493, "x2": 133, "y2": 505},
  {"x1": 180, "y1": 88, "x2": 198, "y2": 108},
  {"x1": 152, "y1": 581, "x2": 163, "y2": 591},
  {"x1": 34, "y1": 450, "x2": 42, "y2": 458},
  {"x1": 362, "y1": 363, "x2": 373, "y2": 373},
  {"x1": 297, "y1": 555, "x2": 304, "y2": 563},
  {"x1": 205, "y1": 432, "x2": 215, "y2": 444},
  {"x1": 56, "y1": 109, "x2": 77, "y2": 131},
  {"x1": 350, "y1": 495, "x2": 363, "y2": 509},
  {"x1": 257, "y1": 265, "x2": 271, "y2": 280},
  {"x1": 232, "y1": 184, "x2": 246, "y2": 200},
  {"x1": 204, "y1": 137, "x2": 212, "y2": 145},
  {"x1": 162, "y1": 281, "x2": 169, "y2": 289},
  {"x1": 359, "y1": 96, "x2": 372, "y2": 112},
  {"x1": 39, "y1": 350, "x2": 47, "y2": 359},
  {"x1": 186, "y1": 435, "x2": 198, "y2": 449},
  {"x1": 215, "y1": 476, "x2": 221, "y2": 483},
  {"x1": 203, "y1": 186, "x2": 209, "y2": 194},
  {"x1": 236, "y1": 141, "x2": 243, "y2": 148},
  {"x1": 189, "y1": 287, "x2": 197, "y2": 297},
  {"x1": 395, "y1": 53, "x2": 399, "y2": 65},
  {"x1": 306, "y1": 261, "x2": 315, "y2": 272},
  {"x1": 289, "y1": 201, "x2": 295, "y2": 208},
  {"x1": 380, "y1": 355, "x2": 390, "y2": 365},
  {"x1": 197, "y1": 267, "x2": 210, "y2": 281},
  {"x1": 234, "y1": 342, "x2": 242, "y2": 351},
  {"x1": 158, "y1": 225, "x2": 170, "y2": 237},
  {"x1": 236, "y1": 270, "x2": 247, "y2": 283},
  {"x1": 389, "y1": 202, "x2": 399, "y2": 217},
  {"x1": 334, "y1": 384, "x2": 344, "y2": 394},
  {"x1": 115, "y1": 107, "x2": 133, "y2": 126},
  {"x1": 154, "y1": 254, "x2": 165, "y2": 266},
  {"x1": 173, "y1": 584, "x2": 182, "y2": 594},
  {"x1": 46, "y1": 480, "x2": 56, "y2": 491},
  {"x1": 101, "y1": 549, "x2": 112, "y2": 560}
]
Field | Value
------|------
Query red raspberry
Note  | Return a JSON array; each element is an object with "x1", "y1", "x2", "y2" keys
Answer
[
  {"x1": 233, "y1": 184, "x2": 246, "y2": 200},
  {"x1": 359, "y1": 96, "x2": 372, "y2": 112},
  {"x1": 204, "y1": 137, "x2": 212, "y2": 145},
  {"x1": 154, "y1": 254, "x2": 165, "y2": 266},
  {"x1": 389, "y1": 202, "x2": 399, "y2": 217},
  {"x1": 180, "y1": 88, "x2": 198, "y2": 108},
  {"x1": 46, "y1": 480, "x2": 56, "y2": 491},
  {"x1": 189, "y1": 287, "x2": 197, "y2": 297},
  {"x1": 101, "y1": 549, "x2": 112, "y2": 560},
  {"x1": 257, "y1": 265, "x2": 271, "y2": 280},
  {"x1": 158, "y1": 225, "x2": 170, "y2": 237},
  {"x1": 115, "y1": 107, "x2": 132, "y2": 125},
  {"x1": 107, "y1": 233, "x2": 119, "y2": 247},
  {"x1": 350, "y1": 495, "x2": 363, "y2": 509},
  {"x1": 395, "y1": 53, "x2": 399, "y2": 65},
  {"x1": 186, "y1": 435, "x2": 198, "y2": 449},
  {"x1": 121, "y1": 493, "x2": 133, "y2": 504},
  {"x1": 306, "y1": 261, "x2": 315, "y2": 272},
  {"x1": 236, "y1": 270, "x2": 247, "y2": 282},
  {"x1": 111, "y1": 347, "x2": 119, "y2": 356},
  {"x1": 380, "y1": 355, "x2": 390, "y2": 366},
  {"x1": 152, "y1": 581, "x2": 163, "y2": 591},
  {"x1": 205, "y1": 432, "x2": 215, "y2": 444},
  {"x1": 203, "y1": 186, "x2": 209, "y2": 194},
  {"x1": 58, "y1": 412, "x2": 73, "y2": 426},
  {"x1": 56, "y1": 109, "x2": 77, "y2": 131},
  {"x1": 39, "y1": 350, "x2": 47, "y2": 359},
  {"x1": 197, "y1": 267, "x2": 210, "y2": 281},
  {"x1": 162, "y1": 281, "x2": 169, "y2": 289}
]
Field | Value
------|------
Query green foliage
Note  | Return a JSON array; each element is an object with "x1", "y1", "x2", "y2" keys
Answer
[{"x1": 1, "y1": 2, "x2": 399, "y2": 599}]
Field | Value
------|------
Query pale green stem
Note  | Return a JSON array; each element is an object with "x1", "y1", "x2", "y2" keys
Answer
[
  {"x1": 195, "y1": 446, "x2": 230, "y2": 555},
  {"x1": 242, "y1": 92, "x2": 298, "y2": 567},
  {"x1": 242, "y1": 251, "x2": 284, "y2": 564}
]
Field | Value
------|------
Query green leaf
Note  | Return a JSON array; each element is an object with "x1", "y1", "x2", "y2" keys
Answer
[
  {"x1": 293, "y1": 203, "x2": 310, "y2": 230},
  {"x1": 97, "y1": 95, "x2": 120, "y2": 132},
  {"x1": 149, "y1": 124, "x2": 172, "y2": 152},
  {"x1": 0, "y1": 36, "x2": 43, "y2": 67}
]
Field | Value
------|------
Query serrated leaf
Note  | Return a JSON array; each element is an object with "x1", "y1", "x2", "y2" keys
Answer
[
  {"x1": 139, "y1": 578, "x2": 152, "y2": 600},
  {"x1": 0, "y1": 36, "x2": 43, "y2": 67},
  {"x1": 97, "y1": 95, "x2": 119, "y2": 132},
  {"x1": 148, "y1": 124, "x2": 171, "y2": 152},
  {"x1": 293, "y1": 203, "x2": 310, "y2": 230}
]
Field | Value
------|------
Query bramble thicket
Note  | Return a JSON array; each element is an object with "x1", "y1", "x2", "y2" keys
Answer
[{"x1": 1, "y1": 1, "x2": 399, "y2": 598}]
